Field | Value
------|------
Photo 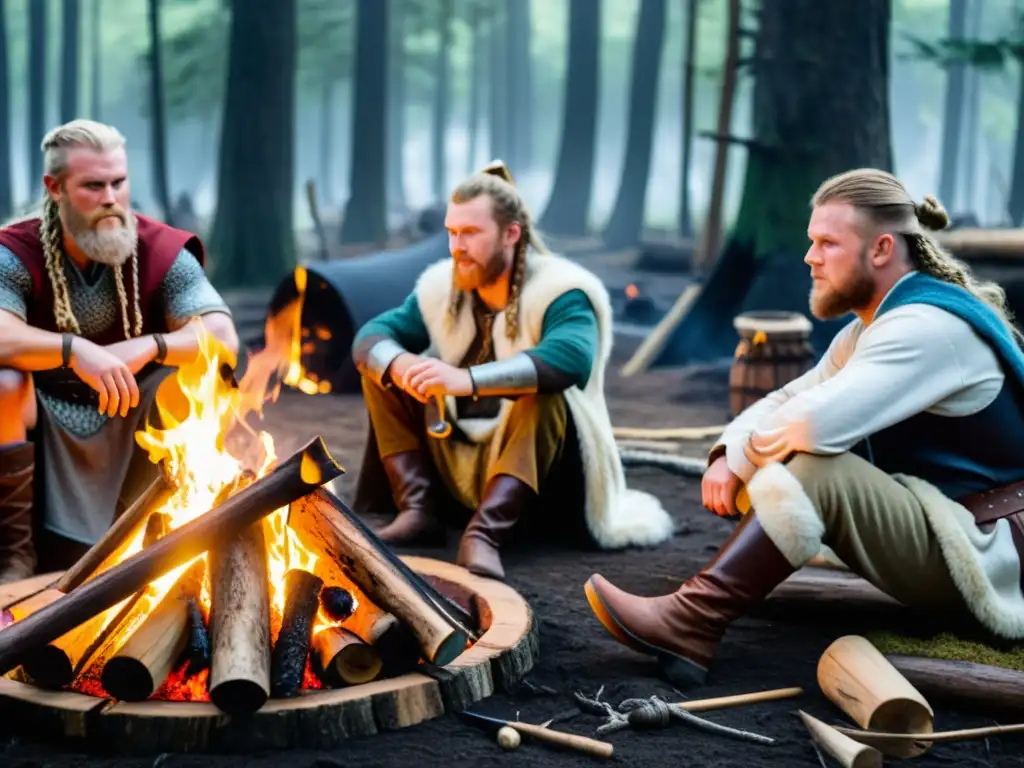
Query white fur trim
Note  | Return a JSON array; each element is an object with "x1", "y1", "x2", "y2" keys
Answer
[
  {"x1": 895, "y1": 473, "x2": 1024, "y2": 639},
  {"x1": 413, "y1": 252, "x2": 673, "y2": 549},
  {"x1": 745, "y1": 463, "x2": 825, "y2": 567}
]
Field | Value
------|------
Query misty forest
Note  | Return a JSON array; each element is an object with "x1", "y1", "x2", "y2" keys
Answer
[{"x1": 0, "y1": 0, "x2": 1015, "y2": 365}]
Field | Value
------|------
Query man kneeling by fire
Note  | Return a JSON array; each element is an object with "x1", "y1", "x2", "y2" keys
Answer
[
  {"x1": 351, "y1": 162, "x2": 672, "y2": 580},
  {"x1": 586, "y1": 168, "x2": 1024, "y2": 688}
]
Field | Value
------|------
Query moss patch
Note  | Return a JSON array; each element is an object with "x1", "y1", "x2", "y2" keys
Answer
[{"x1": 868, "y1": 631, "x2": 1024, "y2": 672}]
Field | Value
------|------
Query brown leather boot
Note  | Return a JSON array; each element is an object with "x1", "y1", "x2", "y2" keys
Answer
[
  {"x1": 0, "y1": 442, "x2": 36, "y2": 584},
  {"x1": 456, "y1": 474, "x2": 532, "y2": 580},
  {"x1": 374, "y1": 450, "x2": 444, "y2": 546},
  {"x1": 585, "y1": 512, "x2": 796, "y2": 688}
]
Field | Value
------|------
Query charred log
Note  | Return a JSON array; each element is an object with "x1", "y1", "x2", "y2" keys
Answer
[{"x1": 270, "y1": 569, "x2": 323, "y2": 698}]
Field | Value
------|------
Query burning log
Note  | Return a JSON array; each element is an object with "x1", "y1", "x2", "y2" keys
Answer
[
  {"x1": 270, "y1": 569, "x2": 323, "y2": 698},
  {"x1": 184, "y1": 597, "x2": 210, "y2": 677},
  {"x1": 288, "y1": 489, "x2": 468, "y2": 666},
  {"x1": 0, "y1": 436, "x2": 342, "y2": 678},
  {"x1": 320, "y1": 585, "x2": 354, "y2": 622},
  {"x1": 313, "y1": 626, "x2": 382, "y2": 686},
  {"x1": 101, "y1": 560, "x2": 206, "y2": 702},
  {"x1": 21, "y1": 508, "x2": 176, "y2": 689},
  {"x1": 208, "y1": 521, "x2": 272, "y2": 715}
]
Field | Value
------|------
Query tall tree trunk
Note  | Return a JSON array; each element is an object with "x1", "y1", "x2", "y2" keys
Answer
[
  {"x1": 487, "y1": 7, "x2": 507, "y2": 163},
  {"x1": 432, "y1": 0, "x2": 451, "y2": 201},
  {"x1": 601, "y1": 0, "x2": 667, "y2": 249},
  {"x1": 28, "y1": 0, "x2": 46, "y2": 193},
  {"x1": 538, "y1": 0, "x2": 599, "y2": 236},
  {"x1": 678, "y1": 0, "x2": 698, "y2": 238},
  {"x1": 386, "y1": 0, "x2": 405, "y2": 208},
  {"x1": 467, "y1": 1, "x2": 481, "y2": 172},
  {"x1": 319, "y1": 78, "x2": 334, "y2": 206},
  {"x1": 651, "y1": 0, "x2": 893, "y2": 366},
  {"x1": 1006, "y1": 74, "x2": 1024, "y2": 225},
  {"x1": 147, "y1": 0, "x2": 171, "y2": 223},
  {"x1": 504, "y1": 0, "x2": 530, "y2": 174},
  {"x1": 209, "y1": 0, "x2": 297, "y2": 288},
  {"x1": 0, "y1": 0, "x2": 11, "y2": 218},
  {"x1": 937, "y1": 0, "x2": 966, "y2": 209},
  {"x1": 60, "y1": 0, "x2": 79, "y2": 123},
  {"x1": 691, "y1": 0, "x2": 740, "y2": 273},
  {"x1": 90, "y1": 0, "x2": 100, "y2": 119},
  {"x1": 340, "y1": 0, "x2": 388, "y2": 245},
  {"x1": 960, "y1": 0, "x2": 983, "y2": 215}
]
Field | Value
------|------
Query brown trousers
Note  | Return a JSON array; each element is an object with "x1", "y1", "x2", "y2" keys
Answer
[{"x1": 359, "y1": 379, "x2": 587, "y2": 539}]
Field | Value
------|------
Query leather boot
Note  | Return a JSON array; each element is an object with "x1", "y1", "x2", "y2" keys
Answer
[
  {"x1": 374, "y1": 450, "x2": 444, "y2": 546},
  {"x1": 0, "y1": 442, "x2": 35, "y2": 584},
  {"x1": 585, "y1": 512, "x2": 797, "y2": 688},
  {"x1": 457, "y1": 474, "x2": 532, "y2": 580}
]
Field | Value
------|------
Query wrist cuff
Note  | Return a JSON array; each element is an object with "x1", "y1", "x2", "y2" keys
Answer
[
  {"x1": 469, "y1": 353, "x2": 538, "y2": 397},
  {"x1": 364, "y1": 338, "x2": 406, "y2": 387}
]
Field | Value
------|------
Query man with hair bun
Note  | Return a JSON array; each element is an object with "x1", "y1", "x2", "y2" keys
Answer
[
  {"x1": 587, "y1": 167, "x2": 1024, "y2": 688},
  {"x1": 353, "y1": 161, "x2": 673, "y2": 580},
  {"x1": 0, "y1": 119, "x2": 238, "y2": 582}
]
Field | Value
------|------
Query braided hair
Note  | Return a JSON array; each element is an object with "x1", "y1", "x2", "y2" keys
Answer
[
  {"x1": 812, "y1": 168, "x2": 1023, "y2": 345},
  {"x1": 39, "y1": 119, "x2": 142, "y2": 339},
  {"x1": 447, "y1": 161, "x2": 549, "y2": 342}
]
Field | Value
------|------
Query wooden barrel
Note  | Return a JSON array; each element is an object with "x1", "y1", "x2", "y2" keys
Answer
[{"x1": 729, "y1": 311, "x2": 814, "y2": 417}]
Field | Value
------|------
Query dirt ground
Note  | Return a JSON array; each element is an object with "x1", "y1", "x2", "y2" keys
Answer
[{"x1": 4, "y1": 341, "x2": 1023, "y2": 767}]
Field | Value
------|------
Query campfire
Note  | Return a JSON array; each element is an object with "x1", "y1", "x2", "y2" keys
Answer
[{"x1": 0, "y1": 275, "x2": 476, "y2": 716}]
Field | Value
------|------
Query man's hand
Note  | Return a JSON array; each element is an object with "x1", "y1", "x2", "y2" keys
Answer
[
  {"x1": 404, "y1": 358, "x2": 473, "y2": 401},
  {"x1": 386, "y1": 352, "x2": 427, "y2": 401},
  {"x1": 701, "y1": 455, "x2": 742, "y2": 517},
  {"x1": 69, "y1": 338, "x2": 140, "y2": 418},
  {"x1": 106, "y1": 336, "x2": 158, "y2": 375}
]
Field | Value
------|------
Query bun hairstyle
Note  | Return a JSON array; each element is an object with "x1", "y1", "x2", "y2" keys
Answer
[{"x1": 914, "y1": 194, "x2": 951, "y2": 231}]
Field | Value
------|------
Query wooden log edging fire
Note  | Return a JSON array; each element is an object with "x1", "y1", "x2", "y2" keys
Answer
[{"x1": 0, "y1": 556, "x2": 537, "y2": 754}]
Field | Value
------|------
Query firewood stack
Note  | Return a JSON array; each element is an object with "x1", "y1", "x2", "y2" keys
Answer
[{"x1": 0, "y1": 438, "x2": 476, "y2": 715}]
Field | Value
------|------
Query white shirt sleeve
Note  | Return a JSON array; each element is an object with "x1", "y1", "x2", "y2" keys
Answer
[
  {"x1": 744, "y1": 304, "x2": 1005, "y2": 474},
  {"x1": 714, "y1": 320, "x2": 860, "y2": 482}
]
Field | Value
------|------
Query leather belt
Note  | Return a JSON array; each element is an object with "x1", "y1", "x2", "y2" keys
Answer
[{"x1": 956, "y1": 481, "x2": 1024, "y2": 593}]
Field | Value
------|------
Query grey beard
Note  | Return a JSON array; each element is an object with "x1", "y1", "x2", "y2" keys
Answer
[{"x1": 71, "y1": 217, "x2": 139, "y2": 267}]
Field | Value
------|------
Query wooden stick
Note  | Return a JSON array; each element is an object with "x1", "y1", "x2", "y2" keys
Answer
[
  {"x1": 101, "y1": 560, "x2": 205, "y2": 702},
  {"x1": 835, "y1": 721, "x2": 1024, "y2": 749},
  {"x1": 507, "y1": 721, "x2": 614, "y2": 759},
  {"x1": 313, "y1": 625, "x2": 382, "y2": 686},
  {"x1": 208, "y1": 521, "x2": 272, "y2": 715},
  {"x1": 270, "y1": 568, "x2": 323, "y2": 698},
  {"x1": 675, "y1": 686, "x2": 803, "y2": 712},
  {"x1": 799, "y1": 711, "x2": 882, "y2": 768},
  {"x1": 287, "y1": 489, "x2": 467, "y2": 666},
  {"x1": 0, "y1": 436, "x2": 341, "y2": 677},
  {"x1": 612, "y1": 425, "x2": 725, "y2": 441},
  {"x1": 183, "y1": 596, "x2": 210, "y2": 677}
]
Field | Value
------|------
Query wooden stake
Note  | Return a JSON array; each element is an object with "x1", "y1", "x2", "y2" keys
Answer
[
  {"x1": 208, "y1": 521, "x2": 272, "y2": 715},
  {"x1": 0, "y1": 436, "x2": 341, "y2": 678},
  {"x1": 313, "y1": 625, "x2": 382, "y2": 686},
  {"x1": 818, "y1": 635, "x2": 934, "y2": 758},
  {"x1": 835, "y1": 721, "x2": 1024, "y2": 754},
  {"x1": 799, "y1": 711, "x2": 882, "y2": 768},
  {"x1": 287, "y1": 489, "x2": 467, "y2": 665},
  {"x1": 270, "y1": 568, "x2": 323, "y2": 698},
  {"x1": 675, "y1": 686, "x2": 803, "y2": 712},
  {"x1": 101, "y1": 560, "x2": 205, "y2": 702}
]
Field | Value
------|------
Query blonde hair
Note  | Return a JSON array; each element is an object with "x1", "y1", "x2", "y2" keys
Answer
[
  {"x1": 39, "y1": 119, "x2": 141, "y2": 338},
  {"x1": 448, "y1": 160, "x2": 549, "y2": 341},
  {"x1": 813, "y1": 168, "x2": 1021, "y2": 343}
]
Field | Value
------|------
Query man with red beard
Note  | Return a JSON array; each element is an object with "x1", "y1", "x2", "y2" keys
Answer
[
  {"x1": 586, "y1": 168, "x2": 1024, "y2": 689},
  {"x1": 351, "y1": 162, "x2": 672, "y2": 580},
  {"x1": 0, "y1": 119, "x2": 238, "y2": 582}
]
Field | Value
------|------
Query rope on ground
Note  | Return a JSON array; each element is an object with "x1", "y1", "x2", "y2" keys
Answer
[
  {"x1": 618, "y1": 449, "x2": 706, "y2": 477},
  {"x1": 573, "y1": 687, "x2": 775, "y2": 745}
]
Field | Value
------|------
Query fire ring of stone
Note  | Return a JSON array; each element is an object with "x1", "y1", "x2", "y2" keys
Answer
[{"x1": 0, "y1": 556, "x2": 538, "y2": 755}]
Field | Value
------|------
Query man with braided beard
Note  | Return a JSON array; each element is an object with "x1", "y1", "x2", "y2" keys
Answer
[
  {"x1": 352, "y1": 162, "x2": 672, "y2": 580},
  {"x1": 0, "y1": 119, "x2": 237, "y2": 582},
  {"x1": 586, "y1": 168, "x2": 1024, "y2": 689}
]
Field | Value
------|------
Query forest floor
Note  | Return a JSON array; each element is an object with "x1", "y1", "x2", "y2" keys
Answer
[{"x1": 3, "y1": 337, "x2": 1023, "y2": 767}]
